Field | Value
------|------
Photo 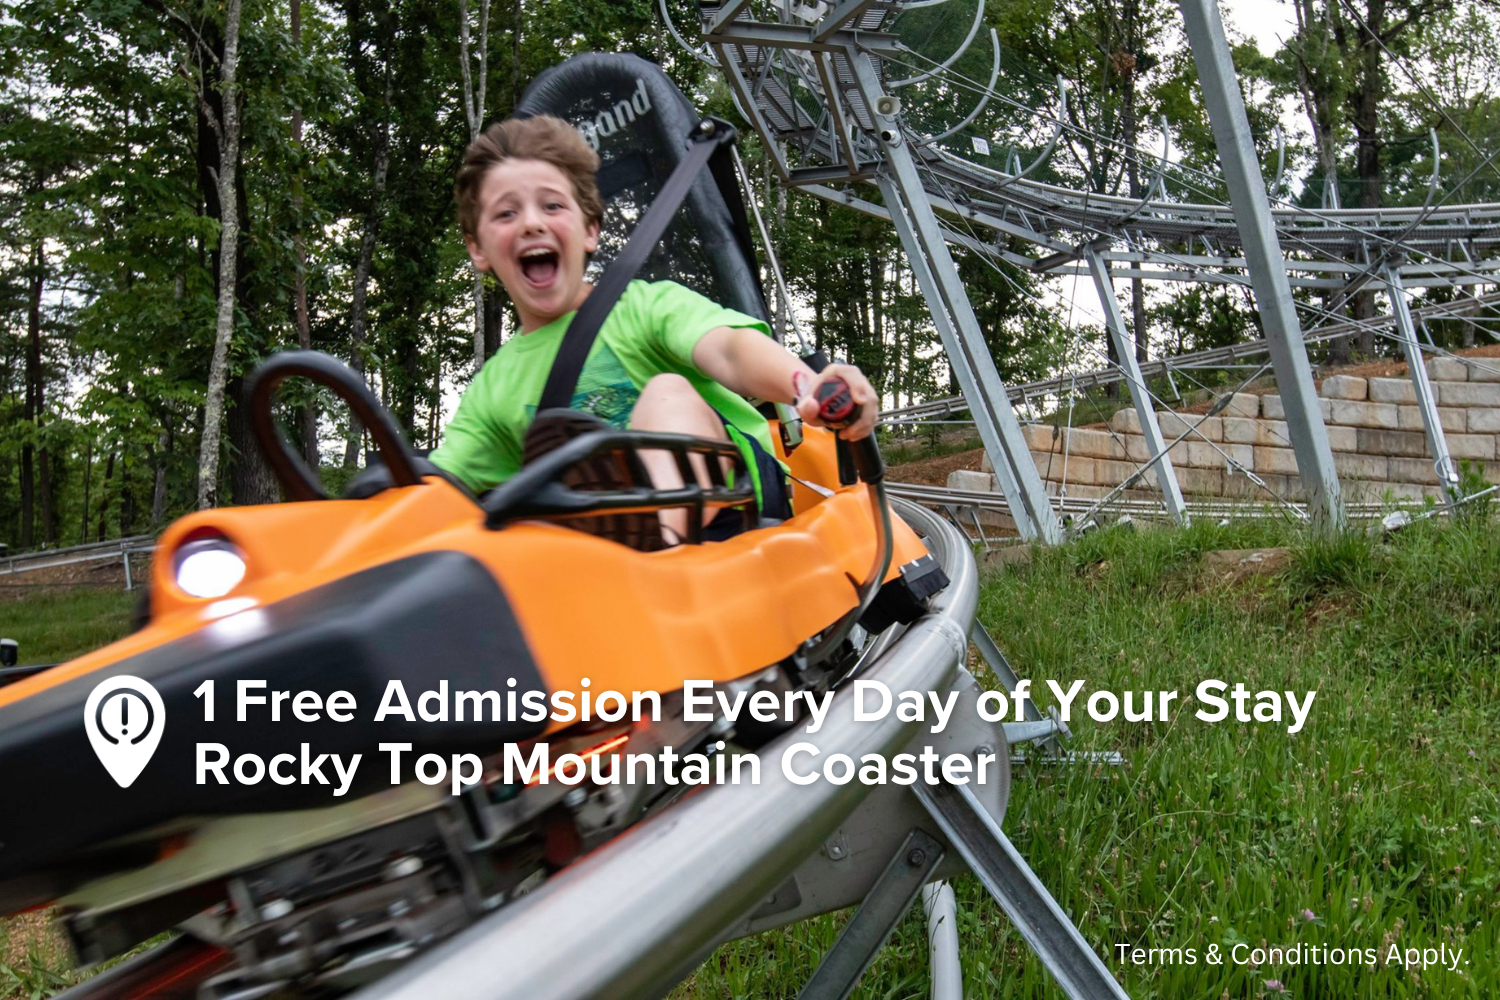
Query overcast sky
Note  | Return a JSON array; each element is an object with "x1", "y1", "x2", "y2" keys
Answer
[{"x1": 1223, "y1": 0, "x2": 1299, "y2": 55}]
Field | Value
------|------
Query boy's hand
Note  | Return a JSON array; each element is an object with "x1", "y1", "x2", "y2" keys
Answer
[{"x1": 794, "y1": 365, "x2": 879, "y2": 441}]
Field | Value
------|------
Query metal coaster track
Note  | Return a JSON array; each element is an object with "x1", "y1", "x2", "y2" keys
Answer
[
  {"x1": 704, "y1": 2, "x2": 1500, "y2": 284},
  {"x1": 920, "y1": 148, "x2": 1500, "y2": 262},
  {"x1": 878, "y1": 288, "x2": 1500, "y2": 423},
  {"x1": 697, "y1": 0, "x2": 1500, "y2": 535}
]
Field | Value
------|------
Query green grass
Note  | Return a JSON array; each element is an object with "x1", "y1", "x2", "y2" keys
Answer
[
  {"x1": 0, "y1": 925, "x2": 75, "y2": 1000},
  {"x1": 0, "y1": 588, "x2": 137, "y2": 665},
  {"x1": 676, "y1": 517, "x2": 1499, "y2": 998},
  {"x1": 0, "y1": 588, "x2": 137, "y2": 999}
]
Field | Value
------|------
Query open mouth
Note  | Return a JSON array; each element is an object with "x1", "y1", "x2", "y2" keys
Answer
[{"x1": 518, "y1": 248, "x2": 560, "y2": 287}]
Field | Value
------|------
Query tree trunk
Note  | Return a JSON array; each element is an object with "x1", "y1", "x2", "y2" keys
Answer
[
  {"x1": 869, "y1": 254, "x2": 885, "y2": 395},
  {"x1": 1104, "y1": 321, "x2": 1121, "y2": 399},
  {"x1": 19, "y1": 445, "x2": 33, "y2": 549},
  {"x1": 228, "y1": 374, "x2": 281, "y2": 502},
  {"x1": 472, "y1": 273, "x2": 488, "y2": 366},
  {"x1": 1295, "y1": 0, "x2": 1354, "y2": 362},
  {"x1": 20, "y1": 242, "x2": 43, "y2": 548},
  {"x1": 39, "y1": 438, "x2": 54, "y2": 545},
  {"x1": 1117, "y1": 0, "x2": 1149, "y2": 365},
  {"x1": 510, "y1": 0, "x2": 522, "y2": 112},
  {"x1": 343, "y1": 63, "x2": 393, "y2": 468},
  {"x1": 152, "y1": 427, "x2": 170, "y2": 527},
  {"x1": 813, "y1": 261, "x2": 825, "y2": 353},
  {"x1": 460, "y1": 0, "x2": 493, "y2": 369},
  {"x1": 1461, "y1": 286, "x2": 1477, "y2": 348},
  {"x1": 1352, "y1": 287, "x2": 1377, "y2": 357},
  {"x1": 291, "y1": 0, "x2": 318, "y2": 468},
  {"x1": 120, "y1": 458, "x2": 134, "y2": 537},
  {"x1": 1351, "y1": 3, "x2": 1384, "y2": 214},
  {"x1": 1294, "y1": 0, "x2": 1342, "y2": 188},
  {"x1": 1324, "y1": 289, "x2": 1351, "y2": 365},
  {"x1": 1349, "y1": 2, "x2": 1384, "y2": 357},
  {"x1": 428, "y1": 360, "x2": 442, "y2": 449},
  {"x1": 484, "y1": 283, "x2": 506, "y2": 356},
  {"x1": 399, "y1": 333, "x2": 420, "y2": 434},
  {"x1": 98, "y1": 453, "x2": 114, "y2": 542},
  {"x1": 197, "y1": 0, "x2": 245, "y2": 509},
  {"x1": 82, "y1": 438, "x2": 92, "y2": 543}
]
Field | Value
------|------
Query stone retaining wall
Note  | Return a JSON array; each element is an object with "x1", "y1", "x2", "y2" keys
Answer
[{"x1": 949, "y1": 355, "x2": 1500, "y2": 504}]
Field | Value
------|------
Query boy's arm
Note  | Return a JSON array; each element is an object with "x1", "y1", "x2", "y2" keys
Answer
[{"x1": 690, "y1": 325, "x2": 879, "y2": 440}]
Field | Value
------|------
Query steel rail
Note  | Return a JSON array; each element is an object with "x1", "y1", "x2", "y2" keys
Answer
[
  {"x1": 713, "y1": 30, "x2": 1500, "y2": 258},
  {"x1": 886, "y1": 481, "x2": 1419, "y2": 522},
  {"x1": 3, "y1": 536, "x2": 156, "y2": 576},
  {"x1": 922, "y1": 150, "x2": 1500, "y2": 255},
  {"x1": 802, "y1": 153, "x2": 1500, "y2": 288},
  {"x1": 3, "y1": 534, "x2": 153, "y2": 564},
  {"x1": 354, "y1": 500, "x2": 977, "y2": 1000},
  {"x1": 877, "y1": 289, "x2": 1500, "y2": 422}
]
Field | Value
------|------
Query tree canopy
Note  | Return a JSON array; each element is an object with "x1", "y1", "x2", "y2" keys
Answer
[{"x1": 3, "y1": 0, "x2": 1498, "y2": 549}]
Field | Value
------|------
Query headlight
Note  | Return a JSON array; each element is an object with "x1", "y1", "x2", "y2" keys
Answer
[{"x1": 174, "y1": 534, "x2": 247, "y2": 599}]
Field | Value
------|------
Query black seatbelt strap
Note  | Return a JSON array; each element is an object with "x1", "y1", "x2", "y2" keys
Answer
[{"x1": 537, "y1": 118, "x2": 737, "y2": 412}]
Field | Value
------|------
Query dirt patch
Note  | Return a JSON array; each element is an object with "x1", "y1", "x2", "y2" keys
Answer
[
  {"x1": 980, "y1": 545, "x2": 1034, "y2": 572},
  {"x1": 886, "y1": 448, "x2": 986, "y2": 486},
  {"x1": 1202, "y1": 547, "x2": 1292, "y2": 585},
  {"x1": 1, "y1": 909, "x2": 70, "y2": 969},
  {"x1": 1326, "y1": 341, "x2": 1500, "y2": 382},
  {"x1": 0, "y1": 555, "x2": 145, "y2": 601}
]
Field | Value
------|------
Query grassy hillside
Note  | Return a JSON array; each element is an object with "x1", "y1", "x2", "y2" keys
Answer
[
  {"x1": 4, "y1": 516, "x2": 1497, "y2": 998},
  {"x1": 0, "y1": 588, "x2": 136, "y2": 664},
  {"x1": 679, "y1": 516, "x2": 1497, "y2": 998}
]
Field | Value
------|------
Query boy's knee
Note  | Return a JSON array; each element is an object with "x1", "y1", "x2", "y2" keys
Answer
[
  {"x1": 639, "y1": 373, "x2": 694, "y2": 400},
  {"x1": 633, "y1": 374, "x2": 704, "y2": 421},
  {"x1": 631, "y1": 374, "x2": 722, "y2": 437}
]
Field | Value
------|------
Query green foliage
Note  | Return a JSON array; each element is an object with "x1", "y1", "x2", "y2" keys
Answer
[
  {"x1": 5, "y1": 0, "x2": 1500, "y2": 552},
  {"x1": 1285, "y1": 529, "x2": 1377, "y2": 596},
  {"x1": 879, "y1": 430, "x2": 984, "y2": 467},
  {"x1": 1456, "y1": 459, "x2": 1492, "y2": 525},
  {"x1": 0, "y1": 953, "x2": 72, "y2": 1000}
]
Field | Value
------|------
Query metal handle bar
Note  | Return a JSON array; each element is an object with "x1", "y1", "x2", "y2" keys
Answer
[{"x1": 246, "y1": 351, "x2": 422, "y2": 502}]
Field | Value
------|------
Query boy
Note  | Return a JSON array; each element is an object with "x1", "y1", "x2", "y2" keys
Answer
[{"x1": 430, "y1": 115, "x2": 877, "y2": 539}]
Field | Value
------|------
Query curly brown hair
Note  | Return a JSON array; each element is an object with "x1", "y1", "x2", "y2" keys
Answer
[{"x1": 454, "y1": 116, "x2": 604, "y2": 240}]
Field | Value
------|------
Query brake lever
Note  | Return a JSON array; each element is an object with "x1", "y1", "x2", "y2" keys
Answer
[
  {"x1": 801, "y1": 376, "x2": 893, "y2": 667},
  {"x1": 814, "y1": 377, "x2": 883, "y2": 485}
]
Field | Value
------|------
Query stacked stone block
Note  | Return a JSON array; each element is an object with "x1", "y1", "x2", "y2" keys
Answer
[{"x1": 948, "y1": 355, "x2": 1500, "y2": 504}]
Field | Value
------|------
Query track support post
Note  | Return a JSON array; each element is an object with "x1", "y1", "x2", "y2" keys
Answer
[
  {"x1": 845, "y1": 50, "x2": 1062, "y2": 543},
  {"x1": 1178, "y1": 0, "x2": 1345, "y2": 531},
  {"x1": 797, "y1": 829, "x2": 945, "y2": 1000},
  {"x1": 971, "y1": 622, "x2": 1066, "y2": 755},
  {"x1": 915, "y1": 780, "x2": 1130, "y2": 1000},
  {"x1": 1384, "y1": 264, "x2": 1460, "y2": 502},
  {"x1": 1085, "y1": 248, "x2": 1188, "y2": 524}
]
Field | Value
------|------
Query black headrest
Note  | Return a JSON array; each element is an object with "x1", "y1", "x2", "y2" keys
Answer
[{"x1": 517, "y1": 53, "x2": 769, "y2": 324}]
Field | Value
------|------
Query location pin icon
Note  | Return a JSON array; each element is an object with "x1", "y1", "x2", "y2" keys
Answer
[{"x1": 85, "y1": 675, "x2": 166, "y2": 788}]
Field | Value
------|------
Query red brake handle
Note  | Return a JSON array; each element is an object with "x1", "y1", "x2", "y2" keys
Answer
[{"x1": 815, "y1": 378, "x2": 860, "y2": 429}]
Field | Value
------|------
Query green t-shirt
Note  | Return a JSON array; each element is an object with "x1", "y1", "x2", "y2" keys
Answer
[{"x1": 430, "y1": 279, "x2": 776, "y2": 493}]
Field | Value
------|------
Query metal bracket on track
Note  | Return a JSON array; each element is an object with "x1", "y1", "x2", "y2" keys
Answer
[
  {"x1": 797, "y1": 829, "x2": 945, "y2": 1000},
  {"x1": 970, "y1": 621, "x2": 1068, "y2": 755},
  {"x1": 914, "y1": 780, "x2": 1131, "y2": 1000}
]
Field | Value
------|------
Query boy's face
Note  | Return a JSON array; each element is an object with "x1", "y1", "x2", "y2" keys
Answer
[{"x1": 465, "y1": 157, "x2": 600, "y2": 333}]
